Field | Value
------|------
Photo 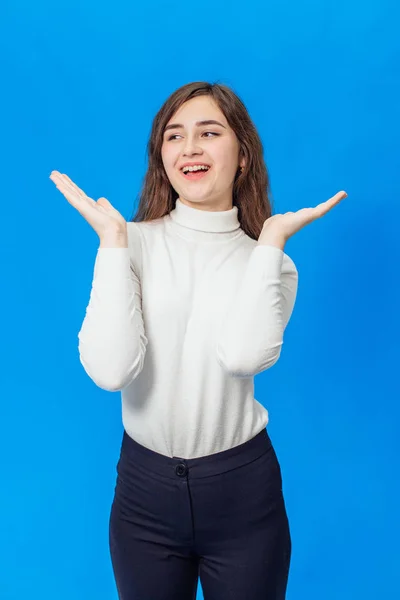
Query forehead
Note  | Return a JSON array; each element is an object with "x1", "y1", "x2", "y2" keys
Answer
[{"x1": 166, "y1": 96, "x2": 227, "y2": 126}]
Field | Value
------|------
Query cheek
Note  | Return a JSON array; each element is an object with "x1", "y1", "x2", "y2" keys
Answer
[
  {"x1": 160, "y1": 147, "x2": 168, "y2": 168},
  {"x1": 213, "y1": 143, "x2": 238, "y2": 172},
  {"x1": 161, "y1": 147, "x2": 177, "y2": 173}
]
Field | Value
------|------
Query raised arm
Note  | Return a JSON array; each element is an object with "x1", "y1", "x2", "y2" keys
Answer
[
  {"x1": 216, "y1": 189, "x2": 348, "y2": 378},
  {"x1": 49, "y1": 171, "x2": 148, "y2": 391},
  {"x1": 215, "y1": 244, "x2": 298, "y2": 378}
]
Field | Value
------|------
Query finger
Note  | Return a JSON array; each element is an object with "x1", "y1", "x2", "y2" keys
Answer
[
  {"x1": 50, "y1": 172, "x2": 96, "y2": 208},
  {"x1": 326, "y1": 191, "x2": 347, "y2": 207},
  {"x1": 62, "y1": 173, "x2": 88, "y2": 200},
  {"x1": 97, "y1": 197, "x2": 114, "y2": 210},
  {"x1": 54, "y1": 172, "x2": 88, "y2": 202},
  {"x1": 50, "y1": 171, "x2": 85, "y2": 201},
  {"x1": 295, "y1": 207, "x2": 316, "y2": 224},
  {"x1": 50, "y1": 171, "x2": 78, "y2": 195},
  {"x1": 313, "y1": 191, "x2": 347, "y2": 217},
  {"x1": 50, "y1": 176, "x2": 97, "y2": 214}
]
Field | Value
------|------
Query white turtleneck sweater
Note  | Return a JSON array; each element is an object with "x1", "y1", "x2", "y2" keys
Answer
[{"x1": 77, "y1": 199, "x2": 298, "y2": 459}]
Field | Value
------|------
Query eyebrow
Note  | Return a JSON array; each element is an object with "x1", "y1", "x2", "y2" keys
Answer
[{"x1": 164, "y1": 119, "x2": 227, "y2": 133}]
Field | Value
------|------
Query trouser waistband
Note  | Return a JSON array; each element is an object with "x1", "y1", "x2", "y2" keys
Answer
[{"x1": 119, "y1": 427, "x2": 272, "y2": 480}]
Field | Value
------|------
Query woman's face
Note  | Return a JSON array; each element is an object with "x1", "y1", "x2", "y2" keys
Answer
[{"x1": 161, "y1": 95, "x2": 245, "y2": 211}]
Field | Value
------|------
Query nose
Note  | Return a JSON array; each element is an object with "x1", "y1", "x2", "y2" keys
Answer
[{"x1": 182, "y1": 136, "x2": 203, "y2": 156}]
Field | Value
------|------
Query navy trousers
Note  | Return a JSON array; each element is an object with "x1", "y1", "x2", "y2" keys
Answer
[{"x1": 109, "y1": 427, "x2": 291, "y2": 600}]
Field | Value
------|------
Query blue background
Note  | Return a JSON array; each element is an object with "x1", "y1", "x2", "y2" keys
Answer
[{"x1": 1, "y1": 1, "x2": 399, "y2": 598}]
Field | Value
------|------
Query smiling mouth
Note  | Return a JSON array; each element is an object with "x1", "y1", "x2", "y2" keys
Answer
[{"x1": 180, "y1": 167, "x2": 212, "y2": 180}]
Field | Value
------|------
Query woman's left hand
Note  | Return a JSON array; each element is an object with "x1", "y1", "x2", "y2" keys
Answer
[{"x1": 258, "y1": 190, "x2": 348, "y2": 246}]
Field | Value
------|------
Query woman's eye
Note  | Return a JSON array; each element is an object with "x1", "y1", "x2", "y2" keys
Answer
[{"x1": 167, "y1": 131, "x2": 220, "y2": 141}]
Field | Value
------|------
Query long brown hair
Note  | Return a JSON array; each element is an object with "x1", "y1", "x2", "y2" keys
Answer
[{"x1": 129, "y1": 81, "x2": 274, "y2": 241}]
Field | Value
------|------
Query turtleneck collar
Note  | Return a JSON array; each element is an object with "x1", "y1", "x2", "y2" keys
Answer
[{"x1": 168, "y1": 198, "x2": 241, "y2": 235}]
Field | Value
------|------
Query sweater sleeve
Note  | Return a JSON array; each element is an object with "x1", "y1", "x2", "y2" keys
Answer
[
  {"x1": 77, "y1": 225, "x2": 148, "y2": 392},
  {"x1": 215, "y1": 244, "x2": 298, "y2": 378}
]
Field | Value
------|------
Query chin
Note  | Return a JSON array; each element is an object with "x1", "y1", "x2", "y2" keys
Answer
[
  {"x1": 179, "y1": 197, "x2": 202, "y2": 205},
  {"x1": 181, "y1": 196, "x2": 212, "y2": 205}
]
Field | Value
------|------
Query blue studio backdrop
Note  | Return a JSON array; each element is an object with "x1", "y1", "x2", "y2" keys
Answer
[{"x1": 1, "y1": 1, "x2": 399, "y2": 599}]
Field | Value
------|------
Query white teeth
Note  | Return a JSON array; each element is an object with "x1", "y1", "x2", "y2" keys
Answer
[{"x1": 182, "y1": 165, "x2": 210, "y2": 173}]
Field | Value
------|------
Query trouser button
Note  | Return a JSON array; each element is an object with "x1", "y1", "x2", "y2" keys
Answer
[{"x1": 175, "y1": 463, "x2": 187, "y2": 477}]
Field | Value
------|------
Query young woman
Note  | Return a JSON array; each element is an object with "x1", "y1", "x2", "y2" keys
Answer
[{"x1": 50, "y1": 81, "x2": 347, "y2": 600}]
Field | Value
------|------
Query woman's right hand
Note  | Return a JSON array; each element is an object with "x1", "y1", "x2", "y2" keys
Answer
[{"x1": 49, "y1": 171, "x2": 127, "y2": 242}]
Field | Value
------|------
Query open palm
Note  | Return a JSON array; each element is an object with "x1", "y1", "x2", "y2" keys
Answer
[
  {"x1": 260, "y1": 190, "x2": 348, "y2": 243},
  {"x1": 49, "y1": 171, "x2": 127, "y2": 238}
]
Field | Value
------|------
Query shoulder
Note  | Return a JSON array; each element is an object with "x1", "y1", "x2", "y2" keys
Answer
[
  {"x1": 127, "y1": 217, "x2": 166, "y2": 246},
  {"x1": 126, "y1": 217, "x2": 167, "y2": 272}
]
